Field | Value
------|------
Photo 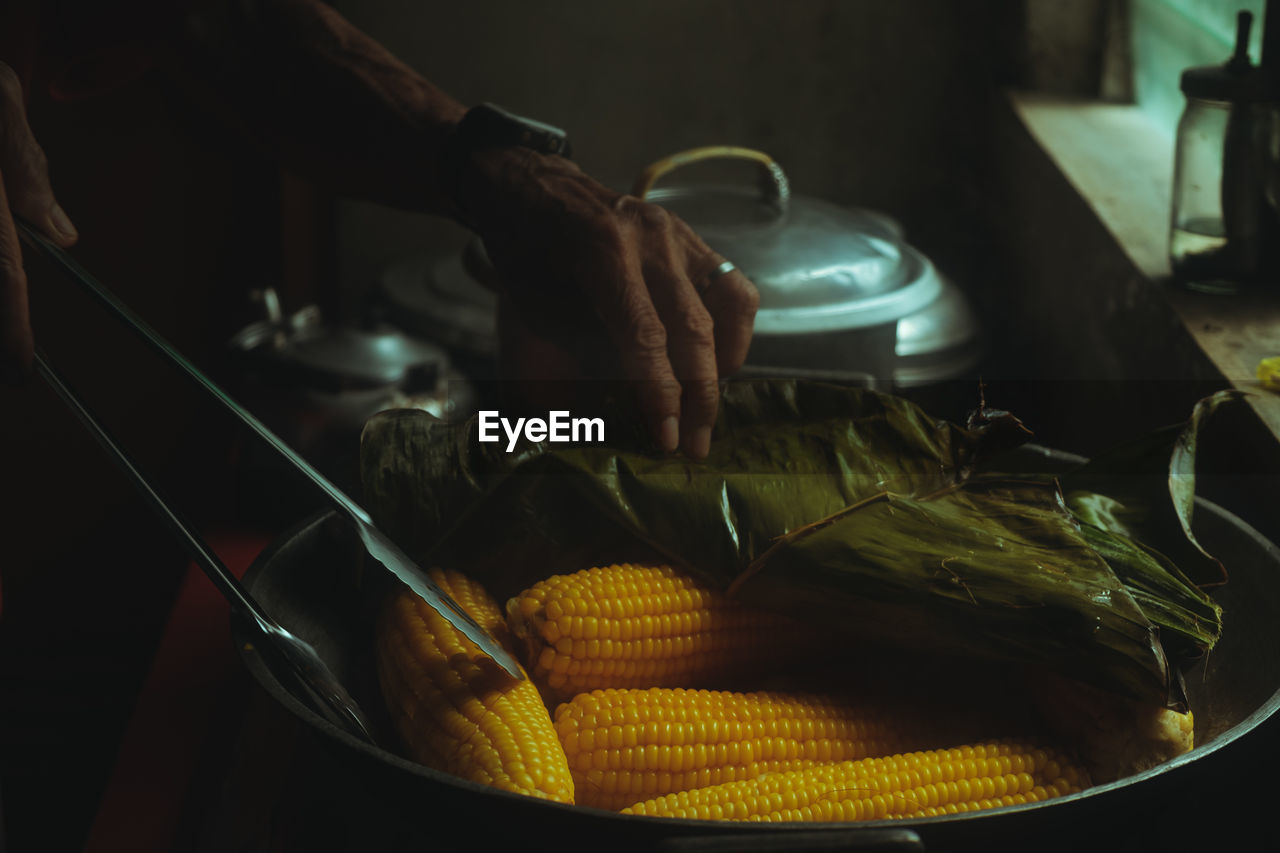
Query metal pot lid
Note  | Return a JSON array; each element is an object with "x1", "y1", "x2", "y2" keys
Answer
[
  {"x1": 379, "y1": 242, "x2": 498, "y2": 358},
  {"x1": 229, "y1": 289, "x2": 451, "y2": 391},
  {"x1": 634, "y1": 147, "x2": 943, "y2": 335},
  {"x1": 276, "y1": 327, "x2": 449, "y2": 389}
]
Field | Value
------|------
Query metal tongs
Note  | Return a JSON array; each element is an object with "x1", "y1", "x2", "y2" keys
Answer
[
  {"x1": 34, "y1": 348, "x2": 379, "y2": 743},
  {"x1": 17, "y1": 222, "x2": 524, "y2": 738}
]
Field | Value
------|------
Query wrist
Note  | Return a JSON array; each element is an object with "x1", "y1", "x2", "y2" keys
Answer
[
  {"x1": 455, "y1": 147, "x2": 572, "y2": 227},
  {"x1": 447, "y1": 145, "x2": 535, "y2": 230}
]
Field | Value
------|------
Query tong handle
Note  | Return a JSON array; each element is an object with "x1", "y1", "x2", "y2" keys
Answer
[
  {"x1": 16, "y1": 217, "x2": 524, "y2": 678},
  {"x1": 15, "y1": 219, "x2": 371, "y2": 525},
  {"x1": 33, "y1": 348, "x2": 376, "y2": 744},
  {"x1": 33, "y1": 349, "x2": 270, "y2": 625}
]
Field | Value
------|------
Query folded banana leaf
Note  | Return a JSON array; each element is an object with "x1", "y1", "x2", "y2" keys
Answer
[
  {"x1": 360, "y1": 381, "x2": 1230, "y2": 708},
  {"x1": 362, "y1": 383, "x2": 1028, "y2": 594}
]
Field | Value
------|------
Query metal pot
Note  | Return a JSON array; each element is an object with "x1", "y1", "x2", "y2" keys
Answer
[
  {"x1": 637, "y1": 146, "x2": 982, "y2": 389},
  {"x1": 226, "y1": 289, "x2": 476, "y2": 514},
  {"x1": 232, "y1": 445, "x2": 1280, "y2": 850},
  {"x1": 378, "y1": 242, "x2": 500, "y2": 376}
]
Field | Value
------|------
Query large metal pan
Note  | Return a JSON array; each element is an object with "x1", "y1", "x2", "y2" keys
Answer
[{"x1": 234, "y1": 453, "x2": 1280, "y2": 851}]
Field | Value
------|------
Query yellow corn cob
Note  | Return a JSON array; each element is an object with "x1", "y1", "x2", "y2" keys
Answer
[
  {"x1": 621, "y1": 740, "x2": 1089, "y2": 820},
  {"x1": 375, "y1": 567, "x2": 575, "y2": 803},
  {"x1": 1028, "y1": 671, "x2": 1195, "y2": 782},
  {"x1": 505, "y1": 563, "x2": 808, "y2": 698},
  {"x1": 553, "y1": 687, "x2": 983, "y2": 811}
]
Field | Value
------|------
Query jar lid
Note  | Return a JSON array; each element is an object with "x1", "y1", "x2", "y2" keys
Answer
[
  {"x1": 1180, "y1": 64, "x2": 1263, "y2": 101},
  {"x1": 1180, "y1": 10, "x2": 1260, "y2": 102}
]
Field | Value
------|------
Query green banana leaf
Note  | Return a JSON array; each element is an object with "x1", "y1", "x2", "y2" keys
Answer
[
  {"x1": 361, "y1": 382, "x2": 1030, "y2": 593},
  {"x1": 725, "y1": 476, "x2": 1171, "y2": 704},
  {"x1": 360, "y1": 381, "x2": 1230, "y2": 708},
  {"x1": 1061, "y1": 389, "x2": 1246, "y2": 588},
  {"x1": 1075, "y1": 520, "x2": 1220, "y2": 665}
]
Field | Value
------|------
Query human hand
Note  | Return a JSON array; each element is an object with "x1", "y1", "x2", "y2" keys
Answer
[
  {"x1": 459, "y1": 148, "x2": 758, "y2": 459},
  {"x1": 1, "y1": 61, "x2": 78, "y2": 382}
]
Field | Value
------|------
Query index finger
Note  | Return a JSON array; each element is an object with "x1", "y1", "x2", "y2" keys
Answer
[
  {"x1": 0, "y1": 174, "x2": 34, "y2": 382},
  {"x1": 585, "y1": 249, "x2": 685, "y2": 453},
  {"x1": 697, "y1": 265, "x2": 758, "y2": 376}
]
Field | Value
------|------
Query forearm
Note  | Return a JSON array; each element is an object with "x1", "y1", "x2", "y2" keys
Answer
[{"x1": 172, "y1": 0, "x2": 468, "y2": 217}]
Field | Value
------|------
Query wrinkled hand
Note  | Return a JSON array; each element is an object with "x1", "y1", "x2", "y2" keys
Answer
[
  {"x1": 0, "y1": 61, "x2": 78, "y2": 382},
  {"x1": 461, "y1": 148, "x2": 758, "y2": 459}
]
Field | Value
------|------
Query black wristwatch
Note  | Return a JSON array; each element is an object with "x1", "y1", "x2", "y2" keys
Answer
[
  {"x1": 452, "y1": 103, "x2": 572, "y2": 159},
  {"x1": 442, "y1": 103, "x2": 572, "y2": 227}
]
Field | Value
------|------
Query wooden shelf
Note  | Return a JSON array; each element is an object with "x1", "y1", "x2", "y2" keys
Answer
[{"x1": 1010, "y1": 91, "x2": 1280, "y2": 443}]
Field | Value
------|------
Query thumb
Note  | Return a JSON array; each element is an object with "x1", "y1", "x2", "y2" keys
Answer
[{"x1": 0, "y1": 62, "x2": 77, "y2": 247}]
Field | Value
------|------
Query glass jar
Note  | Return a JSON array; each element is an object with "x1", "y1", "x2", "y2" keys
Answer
[
  {"x1": 1170, "y1": 95, "x2": 1237, "y2": 290},
  {"x1": 1169, "y1": 10, "x2": 1264, "y2": 292}
]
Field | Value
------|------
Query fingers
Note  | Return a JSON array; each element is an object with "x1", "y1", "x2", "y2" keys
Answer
[
  {"x1": 0, "y1": 176, "x2": 33, "y2": 381},
  {"x1": 0, "y1": 63, "x2": 77, "y2": 248},
  {"x1": 1, "y1": 61, "x2": 76, "y2": 382},
  {"x1": 665, "y1": 227, "x2": 759, "y2": 456},
  {"x1": 641, "y1": 252, "x2": 719, "y2": 460},
  {"x1": 699, "y1": 267, "x2": 758, "y2": 375},
  {"x1": 583, "y1": 201, "x2": 760, "y2": 459},
  {"x1": 588, "y1": 247, "x2": 685, "y2": 454},
  {"x1": 675, "y1": 219, "x2": 759, "y2": 379}
]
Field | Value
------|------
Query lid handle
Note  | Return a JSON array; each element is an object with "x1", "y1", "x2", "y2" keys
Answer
[
  {"x1": 1229, "y1": 11, "x2": 1254, "y2": 72},
  {"x1": 630, "y1": 146, "x2": 790, "y2": 215}
]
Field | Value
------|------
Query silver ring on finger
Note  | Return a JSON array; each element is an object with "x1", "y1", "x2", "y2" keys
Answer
[{"x1": 699, "y1": 259, "x2": 737, "y2": 292}]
